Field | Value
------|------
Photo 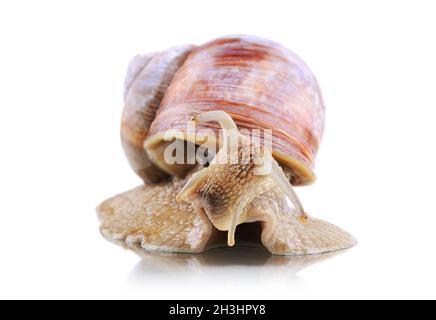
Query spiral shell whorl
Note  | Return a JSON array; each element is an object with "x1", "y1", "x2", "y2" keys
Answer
[{"x1": 148, "y1": 35, "x2": 325, "y2": 185}]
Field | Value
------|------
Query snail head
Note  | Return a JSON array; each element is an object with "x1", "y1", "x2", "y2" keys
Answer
[{"x1": 176, "y1": 111, "x2": 307, "y2": 247}]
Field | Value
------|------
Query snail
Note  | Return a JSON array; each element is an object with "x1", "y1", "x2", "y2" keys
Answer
[{"x1": 97, "y1": 35, "x2": 356, "y2": 255}]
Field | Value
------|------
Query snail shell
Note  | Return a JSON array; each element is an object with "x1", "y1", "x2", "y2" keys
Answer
[
  {"x1": 143, "y1": 35, "x2": 325, "y2": 185},
  {"x1": 121, "y1": 45, "x2": 195, "y2": 183}
]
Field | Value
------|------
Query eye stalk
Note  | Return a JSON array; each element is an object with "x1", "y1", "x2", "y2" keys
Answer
[
  {"x1": 270, "y1": 160, "x2": 309, "y2": 221},
  {"x1": 192, "y1": 110, "x2": 238, "y2": 132}
]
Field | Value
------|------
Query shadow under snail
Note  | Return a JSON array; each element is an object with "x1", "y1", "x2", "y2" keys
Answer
[{"x1": 97, "y1": 35, "x2": 356, "y2": 255}]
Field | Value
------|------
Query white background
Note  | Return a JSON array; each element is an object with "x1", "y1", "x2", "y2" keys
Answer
[{"x1": 1, "y1": 0, "x2": 435, "y2": 300}]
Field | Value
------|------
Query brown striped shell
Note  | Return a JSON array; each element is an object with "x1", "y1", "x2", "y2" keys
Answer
[
  {"x1": 122, "y1": 35, "x2": 325, "y2": 185},
  {"x1": 121, "y1": 45, "x2": 195, "y2": 183}
]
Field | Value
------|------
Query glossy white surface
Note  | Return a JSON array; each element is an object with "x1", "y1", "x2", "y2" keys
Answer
[{"x1": 1, "y1": 0, "x2": 436, "y2": 299}]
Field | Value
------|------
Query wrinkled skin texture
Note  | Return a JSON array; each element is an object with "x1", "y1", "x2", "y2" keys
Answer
[
  {"x1": 176, "y1": 133, "x2": 356, "y2": 253},
  {"x1": 177, "y1": 134, "x2": 276, "y2": 241},
  {"x1": 97, "y1": 133, "x2": 356, "y2": 255},
  {"x1": 97, "y1": 173, "x2": 214, "y2": 253},
  {"x1": 248, "y1": 189, "x2": 356, "y2": 255}
]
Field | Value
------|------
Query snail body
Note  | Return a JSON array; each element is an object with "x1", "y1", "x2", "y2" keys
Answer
[{"x1": 97, "y1": 35, "x2": 356, "y2": 255}]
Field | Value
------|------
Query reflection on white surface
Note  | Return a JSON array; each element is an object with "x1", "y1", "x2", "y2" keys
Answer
[{"x1": 124, "y1": 243, "x2": 347, "y2": 288}]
